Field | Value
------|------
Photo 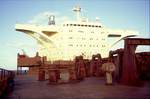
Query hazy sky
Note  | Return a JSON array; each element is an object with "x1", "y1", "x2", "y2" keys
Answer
[{"x1": 0, "y1": 0, "x2": 149, "y2": 70}]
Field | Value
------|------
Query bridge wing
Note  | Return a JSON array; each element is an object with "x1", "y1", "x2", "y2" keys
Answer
[{"x1": 107, "y1": 29, "x2": 139, "y2": 47}]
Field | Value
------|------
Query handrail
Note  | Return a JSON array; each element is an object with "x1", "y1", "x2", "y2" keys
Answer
[
  {"x1": 0, "y1": 68, "x2": 15, "y2": 81},
  {"x1": 0, "y1": 68, "x2": 15, "y2": 97}
]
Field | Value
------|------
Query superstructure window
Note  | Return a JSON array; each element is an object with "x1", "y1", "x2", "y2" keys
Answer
[
  {"x1": 69, "y1": 30, "x2": 72, "y2": 32},
  {"x1": 102, "y1": 45, "x2": 105, "y2": 47},
  {"x1": 78, "y1": 30, "x2": 84, "y2": 33},
  {"x1": 61, "y1": 37, "x2": 63, "y2": 40},
  {"x1": 69, "y1": 44, "x2": 73, "y2": 46},
  {"x1": 90, "y1": 38, "x2": 93, "y2": 40},
  {"x1": 69, "y1": 37, "x2": 73, "y2": 39},
  {"x1": 101, "y1": 32, "x2": 104, "y2": 34},
  {"x1": 82, "y1": 38, "x2": 85, "y2": 40}
]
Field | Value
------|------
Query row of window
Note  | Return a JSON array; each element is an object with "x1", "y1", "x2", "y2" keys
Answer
[
  {"x1": 68, "y1": 37, "x2": 105, "y2": 41},
  {"x1": 64, "y1": 24, "x2": 102, "y2": 28},
  {"x1": 68, "y1": 30, "x2": 105, "y2": 34},
  {"x1": 68, "y1": 44, "x2": 106, "y2": 47},
  {"x1": 50, "y1": 52, "x2": 104, "y2": 57}
]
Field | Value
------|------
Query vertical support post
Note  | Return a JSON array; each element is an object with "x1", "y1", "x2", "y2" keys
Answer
[
  {"x1": 69, "y1": 68, "x2": 77, "y2": 82},
  {"x1": 120, "y1": 39, "x2": 141, "y2": 86}
]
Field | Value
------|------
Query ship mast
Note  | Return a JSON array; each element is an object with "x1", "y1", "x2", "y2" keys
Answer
[{"x1": 73, "y1": 6, "x2": 81, "y2": 21}]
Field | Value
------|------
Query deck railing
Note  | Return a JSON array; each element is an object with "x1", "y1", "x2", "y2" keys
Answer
[{"x1": 0, "y1": 68, "x2": 15, "y2": 97}]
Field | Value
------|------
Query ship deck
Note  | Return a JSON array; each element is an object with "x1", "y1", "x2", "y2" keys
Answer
[{"x1": 7, "y1": 75, "x2": 150, "y2": 99}]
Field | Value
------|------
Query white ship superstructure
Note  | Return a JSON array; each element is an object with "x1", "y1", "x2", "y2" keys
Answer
[{"x1": 15, "y1": 6, "x2": 138, "y2": 61}]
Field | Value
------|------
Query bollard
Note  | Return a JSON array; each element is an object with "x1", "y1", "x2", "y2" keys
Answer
[
  {"x1": 78, "y1": 60, "x2": 86, "y2": 80},
  {"x1": 48, "y1": 70, "x2": 57, "y2": 84},
  {"x1": 69, "y1": 69, "x2": 77, "y2": 82},
  {"x1": 84, "y1": 60, "x2": 90, "y2": 77},
  {"x1": 38, "y1": 69, "x2": 45, "y2": 81}
]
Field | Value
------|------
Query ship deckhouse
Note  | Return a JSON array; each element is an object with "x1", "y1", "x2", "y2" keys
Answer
[{"x1": 15, "y1": 6, "x2": 138, "y2": 61}]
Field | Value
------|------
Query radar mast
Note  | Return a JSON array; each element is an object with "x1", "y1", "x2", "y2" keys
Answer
[{"x1": 73, "y1": 6, "x2": 81, "y2": 21}]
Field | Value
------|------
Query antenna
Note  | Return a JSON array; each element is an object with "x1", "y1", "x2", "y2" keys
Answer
[
  {"x1": 48, "y1": 15, "x2": 55, "y2": 25},
  {"x1": 21, "y1": 49, "x2": 26, "y2": 55},
  {"x1": 73, "y1": 6, "x2": 81, "y2": 21},
  {"x1": 96, "y1": 17, "x2": 100, "y2": 22}
]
